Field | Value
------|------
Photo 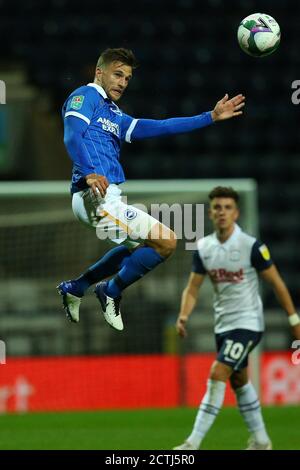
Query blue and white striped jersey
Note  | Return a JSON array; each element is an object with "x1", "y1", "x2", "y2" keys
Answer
[
  {"x1": 62, "y1": 82, "x2": 214, "y2": 193},
  {"x1": 62, "y1": 83, "x2": 137, "y2": 193}
]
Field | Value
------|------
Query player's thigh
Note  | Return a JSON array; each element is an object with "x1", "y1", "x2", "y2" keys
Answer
[
  {"x1": 97, "y1": 199, "x2": 159, "y2": 247},
  {"x1": 72, "y1": 189, "x2": 156, "y2": 248},
  {"x1": 145, "y1": 221, "x2": 177, "y2": 255},
  {"x1": 72, "y1": 189, "x2": 100, "y2": 228},
  {"x1": 146, "y1": 221, "x2": 177, "y2": 243},
  {"x1": 210, "y1": 360, "x2": 233, "y2": 382},
  {"x1": 215, "y1": 329, "x2": 263, "y2": 372}
]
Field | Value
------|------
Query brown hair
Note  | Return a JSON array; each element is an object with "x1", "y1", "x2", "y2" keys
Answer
[
  {"x1": 208, "y1": 186, "x2": 240, "y2": 204},
  {"x1": 96, "y1": 48, "x2": 138, "y2": 69}
]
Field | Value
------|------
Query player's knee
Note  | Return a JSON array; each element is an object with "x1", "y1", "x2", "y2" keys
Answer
[
  {"x1": 146, "y1": 225, "x2": 177, "y2": 258},
  {"x1": 160, "y1": 230, "x2": 177, "y2": 258},
  {"x1": 210, "y1": 361, "x2": 231, "y2": 382},
  {"x1": 157, "y1": 231, "x2": 177, "y2": 258},
  {"x1": 230, "y1": 375, "x2": 242, "y2": 390},
  {"x1": 230, "y1": 371, "x2": 248, "y2": 390}
]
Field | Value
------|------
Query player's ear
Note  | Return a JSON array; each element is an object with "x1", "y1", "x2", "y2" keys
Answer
[
  {"x1": 208, "y1": 208, "x2": 213, "y2": 220},
  {"x1": 234, "y1": 208, "x2": 240, "y2": 221},
  {"x1": 95, "y1": 67, "x2": 103, "y2": 79}
]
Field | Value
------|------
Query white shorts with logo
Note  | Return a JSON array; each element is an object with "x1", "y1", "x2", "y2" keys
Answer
[{"x1": 72, "y1": 184, "x2": 159, "y2": 249}]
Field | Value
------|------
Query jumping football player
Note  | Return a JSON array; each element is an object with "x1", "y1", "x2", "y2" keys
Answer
[{"x1": 58, "y1": 48, "x2": 245, "y2": 331}]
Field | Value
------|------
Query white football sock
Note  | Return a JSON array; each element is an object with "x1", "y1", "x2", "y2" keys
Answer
[
  {"x1": 187, "y1": 379, "x2": 226, "y2": 449},
  {"x1": 235, "y1": 382, "x2": 270, "y2": 444}
]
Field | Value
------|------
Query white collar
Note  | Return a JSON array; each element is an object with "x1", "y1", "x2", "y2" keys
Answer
[
  {"x1": 87, "y1": 83, "x2": 108, "y2": 99},
  {"x1": 213, "y1": 224, "x2": 241, "y2": 247}
]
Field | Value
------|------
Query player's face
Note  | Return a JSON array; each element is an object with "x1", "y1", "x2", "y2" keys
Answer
[
  {"x1": 96, "y1": 61, "x2": 132, "y2": 102},
  {"x1": 209, "y1": 197, "x2": 239, "y2": 230}
]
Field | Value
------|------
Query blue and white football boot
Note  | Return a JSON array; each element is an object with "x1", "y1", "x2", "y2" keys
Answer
[
  {"x1": 57, "y1": 280, "x2": 82, "y2": 323},
  {"x1": 94, "y1": 281, "x2": 123, "y2": 331}
]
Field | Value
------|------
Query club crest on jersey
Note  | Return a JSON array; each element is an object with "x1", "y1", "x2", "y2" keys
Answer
[
  {"x1": 110, "y1": 104, "x2": 122, "y2": 116},
  {"x1": 259, "y1": 244, "x2": 271, "y2": 261},
  {"x1": 70, "y1": 95, "x2": 84, "y2": 110},
  {"x1": 124, "y1": 208, "x2": 137, "y2": 220}
]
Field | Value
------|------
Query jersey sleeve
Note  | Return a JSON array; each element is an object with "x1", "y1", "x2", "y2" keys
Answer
[
  {"x1": 192, "y1": 250, "x2": 207, "y2": 274},
  {"x1": 63, "y1": 116, "x2": 95, "y2": 176},
  {"x1": 120, "y1": 113, "x2": 139, "y2": 143},
  {"x1": 251, "y1": 240, "x2": 274, "y2": 272},
  {"x1": 129, "y1": 112, "x2": 213, "y2": 141},
  {"x1": 64, "y1": 88, "x2": 97, "y2": 125}
]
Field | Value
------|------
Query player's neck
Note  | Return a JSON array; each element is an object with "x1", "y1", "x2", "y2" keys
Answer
[
  {"x1": 216, "y1": 224, "x2": 235, "y2": 243},
  {"x1": 94, "y1": 78, "x2": 102, "y2": 87}
]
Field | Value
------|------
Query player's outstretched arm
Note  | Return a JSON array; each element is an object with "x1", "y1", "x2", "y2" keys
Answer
[
  {"x1": 211, "y1": 93, "x2": 245, "y2": 122},
  {"x1": 127, "y1": 93, "x2": 245, "y2": 142},
  {"x1": 260, "y1": 265, "x2": 300, "y2": 339},
  {"x1": 176, "y1": 273, "x2": 205, "y2": 338}
]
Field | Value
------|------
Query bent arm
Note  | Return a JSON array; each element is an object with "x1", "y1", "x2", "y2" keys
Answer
[
  {"x1": 64, "y1": 116, "x2": 95, "y2": 176},
  {"x1": 260, "y1": 265, "x2": 300, "y2": 338},
  {"x1": 260, "y1": 265, "x2": 296, "y2": 316},
  {"x1": 64, "y1": 116, "x2": 108, "y2": 196}
]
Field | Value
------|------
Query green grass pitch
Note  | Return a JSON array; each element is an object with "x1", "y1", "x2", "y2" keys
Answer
[{"x1": 0, "y1": 406, "x2": 299, "y2": 450}]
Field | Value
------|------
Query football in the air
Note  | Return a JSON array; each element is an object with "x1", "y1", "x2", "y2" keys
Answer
[{"x1": 237, "y1": 13, "x2": 281, "y2": 57}]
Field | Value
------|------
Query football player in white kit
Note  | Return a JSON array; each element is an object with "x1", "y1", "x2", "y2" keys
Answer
[{"x1": 174, "y1": 186, "x2": 300, "y2": 450}]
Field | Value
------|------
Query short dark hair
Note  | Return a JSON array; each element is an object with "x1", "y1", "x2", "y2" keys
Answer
[
  {"x1": 96, "y1": 48, "x2": 138, "y2": 69},
  {"x1": 208, "y1": 186, "x2": 240, "y2": 204}
]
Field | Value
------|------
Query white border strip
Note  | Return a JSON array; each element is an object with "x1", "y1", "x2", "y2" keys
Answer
[
  {"x1": 125, "y1": 118, "x2": 138, "y2": 143},
  {"x1": 65, "y1": 111, "x2": 90, "y2": 125},
  {"x1": 0, "y1": 179, "x2": 257, "y2": 196},
  {"x1": 234, "y1": 340, "x2": 254, "y2": 371}
]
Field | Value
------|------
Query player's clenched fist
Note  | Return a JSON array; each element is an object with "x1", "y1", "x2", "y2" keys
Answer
[{"x1": 85, "y1": 173, "x2": 109, "y2": 197}]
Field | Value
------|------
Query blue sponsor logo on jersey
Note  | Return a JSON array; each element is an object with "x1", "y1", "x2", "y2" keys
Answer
[{"x1": 124, "y1": 208, "x2": 137, "y2": 220}]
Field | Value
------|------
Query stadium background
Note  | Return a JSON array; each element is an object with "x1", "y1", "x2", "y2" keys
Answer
[{"x1": 0, "y1": 0, "x2": 299, "y2": 450}]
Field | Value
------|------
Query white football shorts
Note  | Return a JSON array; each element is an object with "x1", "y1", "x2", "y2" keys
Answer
[{"x1": 72, "y1": 184, "x2": 159, "y2": 248}]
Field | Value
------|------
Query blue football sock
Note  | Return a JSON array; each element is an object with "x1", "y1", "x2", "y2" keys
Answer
[
  {"x1": 73, "y1": 245, "x2": 131, "y2": 296},
  {"x1": 105, "y1": 246, "x2": 165, "y2": 298}
]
